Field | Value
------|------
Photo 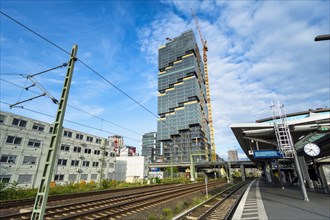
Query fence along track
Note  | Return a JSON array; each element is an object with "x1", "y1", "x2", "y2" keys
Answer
[
  {"x1": 174, "y1": 179, "x2": 252, "y2": 220},
  {"x1": 2, "y1": 181, "x2": 224, "y2": 220}
]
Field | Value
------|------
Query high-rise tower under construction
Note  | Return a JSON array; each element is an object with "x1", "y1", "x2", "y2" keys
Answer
[{"x1": 157, "y1": 30, "x2": 211, "y2": 163}]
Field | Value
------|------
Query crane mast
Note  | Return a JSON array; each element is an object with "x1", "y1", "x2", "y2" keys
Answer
[{"x1": 192, "y1": 9, "x2": 216, "y2": 162}]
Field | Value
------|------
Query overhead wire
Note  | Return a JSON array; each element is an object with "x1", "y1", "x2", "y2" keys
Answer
[
  {"x1": 0, "y1": 73, "x2": 28, "y2": 76},
  {"x1": 0, "y1": 78, "x2": 143, "y2": 136},
  {"x1": 1, "y1": 11, "x2": 160, "y2": 118},
  {"x1": 0, "y1": 11, "x2": 70, "y2": 56},
  {"x1": 0, "y1": 100, "x2": 141, "y2": 142},
  {"x1": 0, "y1": 11, "x2": 193, "y2": 148}
]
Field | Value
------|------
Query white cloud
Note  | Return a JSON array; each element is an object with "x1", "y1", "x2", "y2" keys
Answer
[
  {"x1": 138, "y1": 0, "x2": 330, "y2": 159},
  {"x1": 137, "y1": 11, "x2": 191, "y2": 64},
  {"x1": 1, "y1": 1, "x2": 328, "y2": 158}
]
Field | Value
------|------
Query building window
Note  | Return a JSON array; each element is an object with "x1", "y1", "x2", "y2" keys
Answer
[
  {"x1": 81, "y1": 174, "x2": 88, "y2": 180},
  {"x1": 63, "y1": 130, "x2": 72, "y2": 138},
  {"x1": 57, "y1": 159, "x2": 67, "y2": 166},
  {"x1": 23, "y1": 156, "x2": 37, "y2": 165},
  {"x1": 28, "y1": 139, "x2": 41, "y2": 148},
  {"x1": 73, "y1": 146, "x2": 82, "y2": 153},
  {"x1": 12, "y1": 118, "x2": 27, "y2": 128},
  {"x1": 86, "y1": 136, "x2": 93, "y2": 142},
  {"x1": 54, "y1": 174, "x2": 64, "y2": 181},
  {"x1": 0, "y1": 175, "x2": 11, "y2": 183},
  {"x1": 0, "y1": 155, "x2": 17, "y2": 163},
  {"x1": 0, "y1": 114, "x2": 5, "y2": 123},
  {"x1": 18, "y1": 174, "x2": 32, "y2": 183},
  {"x1": 76, "y1": 133, "x2": 84, "y2": 140},
  {"x1": 49, "y1": 126, "x2": 54, "y2": 133},
  {"x1": 6, "y1": 136, "x2": 22, "y2": 145},
  {"x1": 82, "y1": 161, "x2": 90, "y2": 167},
  {"x1": 96, "y1": 138, "x2": 101, "y2": 144},
  {"x1": 105, "y1": 151, "x2": 109, "y2": 156},
  {"x1": 92, "y1": 161, "x2": 99, "y2": 167},
  {"x1": 32, "y1": 123, "x2": 45, "y2": 132},
  {"x1": 94, "y1": 150, "x2": 100, "y2": 155},
  {"x1": 110, "y1": 152, "x2": 116, "y2": 157},
  {"x1": 84, "y1": 148, "x2": 91, "y2": 154},
  {"x1": 71, "y1": 160, "x2": 79, "y2": 166},
  {"x1": 68, "y1": 174, "x2": 77, "y2": 181},
  {"x1": 91, "y1": 174, "x2": 97, "y2": 180},
  {"x1": 109, "y1": 163, "x2": 114, "y2": 169},
  {"x1": 60, "y1": 144, "x2": 70, "y2": 151}
]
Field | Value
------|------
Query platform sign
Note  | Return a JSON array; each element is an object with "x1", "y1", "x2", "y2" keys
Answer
[
  {"x1": 254, "y1": 150, "x2": 283, "y2": 159},
  {"x1": 150, "y1": 167, "x2": 160, "y2": 172}
]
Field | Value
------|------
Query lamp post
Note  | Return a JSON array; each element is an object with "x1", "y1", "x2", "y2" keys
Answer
[{"x1": 170, "y1": 142, "x2": 173, "y2": 179}]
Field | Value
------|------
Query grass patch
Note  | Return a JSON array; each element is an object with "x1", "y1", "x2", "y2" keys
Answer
[{"x1": 0, "y1": 179, "x2": 143, "y2": 201}]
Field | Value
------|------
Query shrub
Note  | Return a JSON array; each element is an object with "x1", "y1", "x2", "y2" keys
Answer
[
  {"x1": 148, "y1": 214, "x2": 158, "y2": 220},
  {"x1": 174, "y1": 201, "x2": 186, "y2": 214},
  {"x1": 155, "y1": 177, "x2": 161, "y2": 184},
  {"x1": 192, "y1": 197, "x2": 203, "y2": 205},
  {"x1": 162, "y1": 207, "x2": 173, "y2": 218}
]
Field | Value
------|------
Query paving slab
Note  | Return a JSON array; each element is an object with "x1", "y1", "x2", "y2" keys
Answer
[
  {"x1": 233, "y1": 179, "x2": 330, "y2": 220},
  {"x1": 260, "y1": 180, "x2": 330, "y2": 220}
]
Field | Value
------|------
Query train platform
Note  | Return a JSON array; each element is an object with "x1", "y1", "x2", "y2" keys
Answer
[{"x1": 232, "y1": 179, "x2": 330, "y2": 220}]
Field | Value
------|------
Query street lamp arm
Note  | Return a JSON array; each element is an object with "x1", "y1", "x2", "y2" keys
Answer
[{"x1": 314, "y1": 34, "x2": 330, "y2": 41}]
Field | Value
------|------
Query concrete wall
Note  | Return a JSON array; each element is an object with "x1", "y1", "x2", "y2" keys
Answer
[{"x1": 114, "y1": 156, "x2": 147, "y2": 183}]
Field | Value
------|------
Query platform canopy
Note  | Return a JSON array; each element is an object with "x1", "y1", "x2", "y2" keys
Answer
[{"x1": 230, "y1": 108, "x2": 330, "y2": 164}]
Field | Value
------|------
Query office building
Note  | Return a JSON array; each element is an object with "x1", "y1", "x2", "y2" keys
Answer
[
  {"x1": 228, "y1": 150, "x2": 239, "y2": 162},
  {"x1": 0, "y1": 111, "x2": 116, "y2": 188},
  {"x1": 141, "y1": 132, "x2": 161, "y2": 163},
  {"x1": 157, "y1": 30, "x2": 211, "y2": 163}
]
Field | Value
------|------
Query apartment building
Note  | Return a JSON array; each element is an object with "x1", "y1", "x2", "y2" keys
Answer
[{"x1": 0, "y1": 111, "x2": 116, "y2": 188}]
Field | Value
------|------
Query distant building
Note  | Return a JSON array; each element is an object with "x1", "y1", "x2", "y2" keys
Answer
[
  {"x1": 120, "y1": 145, "x2": 137, "y2": 157},
  {"x1": 109, "y1": 135, "x2": 124, "y2": 156},
  {"x1": 0, "y1": 111, "x2": 116, "y2": 188},
  {"x1": 157, "y1": 30, "x2": 211, "y2": 163},
  {"x1": 141, "y1": 132, "x2": 161, "y2": 163},
  {"x1": 228, "y1": 150, "x2": 239, "y2": 162}
]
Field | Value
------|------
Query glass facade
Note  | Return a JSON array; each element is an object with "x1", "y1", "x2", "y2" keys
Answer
[
  {"x1": 157, "y1": 30, "x2": 211, "y2": 163},
  {"x1": 141, "y1": 132, "x2": 161, "y2": 163}
]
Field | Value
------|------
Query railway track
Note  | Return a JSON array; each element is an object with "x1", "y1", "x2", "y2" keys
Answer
[
  {"x1": 1, "y1": 180, "x2": 225, "y2": 219},
  {"x1": 174, "y1": 179, "x2": 253, "y2": 220},
  {"x1": 0, "y1": 183, "x2": 173, "y2": 210}
]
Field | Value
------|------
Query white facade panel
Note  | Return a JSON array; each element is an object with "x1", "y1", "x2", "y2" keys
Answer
[{"x1": 114, "y1": 156, "x2": 147, "y2": 183}]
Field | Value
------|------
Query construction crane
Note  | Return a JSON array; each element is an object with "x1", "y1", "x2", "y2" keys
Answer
[{"x1": 192, "y1": 9, "x2": 216, "y2": 162}]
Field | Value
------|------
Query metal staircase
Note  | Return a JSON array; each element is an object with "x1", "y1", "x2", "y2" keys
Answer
[{"x1": 271, "y1": 102, "x2": 294, "y2": 158}]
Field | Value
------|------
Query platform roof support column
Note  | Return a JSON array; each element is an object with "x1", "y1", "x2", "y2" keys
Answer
[
  {"x1": 318, "y1": 165, "x2": 330, "y2": 194},
  {"x1": 240, "y1": 164, "x2": 246, "y2": 181},
  {"x1": 293, "y1": 152, "x2": 309, "y2": 201},
  {"x1": 265, "y1": 162, "x2": 272, "y2": 183},
  {"x1": 276, "y1": 159, "x2": 284, "y2": 189},
  {"x1": 298, "y1": 156, "x2": 313, "y2": 189}
]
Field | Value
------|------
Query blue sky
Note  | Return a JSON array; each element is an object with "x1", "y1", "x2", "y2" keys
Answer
[{"x1": 1, "y1": 0, "x2": 329, "y2": 160}]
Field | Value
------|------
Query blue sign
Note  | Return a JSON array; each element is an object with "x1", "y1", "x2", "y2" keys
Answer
[
  {"x1": 150, "y1": 167, "x2": 160, "y2": 171},
  {"x1": 254, "y1": 150, "x2": 283, "y2": 159}
]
